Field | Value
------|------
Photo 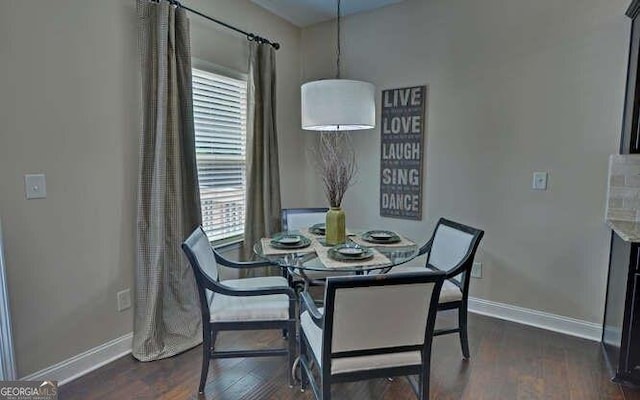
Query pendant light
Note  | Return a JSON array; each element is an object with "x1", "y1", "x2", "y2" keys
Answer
[{"x1": 301, "y1": 0, "x2": 375, "y2": 131}]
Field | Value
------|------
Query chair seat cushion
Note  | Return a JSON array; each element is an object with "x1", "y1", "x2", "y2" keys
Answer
[
  {"x1": 388, "y1": 266, "x2": 463, "y2": 304},
  {"x1": 439, "y1": 279, "x2": 463, "y2": 303},
  {"x1": 210, "y1": 276, "x2": 290, "y2": 322},
  {"x1": 300, "y1": 309, "x2": 422, "y2": 375}
]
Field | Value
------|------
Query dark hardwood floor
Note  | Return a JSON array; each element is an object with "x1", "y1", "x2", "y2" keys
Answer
[{"x1": 60, "y1": 311, "x2": 640, "y2": 399}]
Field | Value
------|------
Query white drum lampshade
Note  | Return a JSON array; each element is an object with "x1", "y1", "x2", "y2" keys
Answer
[{"x1": 301, "y1": 79, "x2": 375, "y2": 131}]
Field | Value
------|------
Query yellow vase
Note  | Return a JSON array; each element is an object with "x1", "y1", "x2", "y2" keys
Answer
[{"x1": 325, "y1": 207, "x2": 346, "y2": 245}]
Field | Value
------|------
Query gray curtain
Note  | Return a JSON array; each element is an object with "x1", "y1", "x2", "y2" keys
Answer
[
  {"x1": 133, "y1": 0, "x2": 202, "y2": 362},
  {"x1": 241, "y1": 41, "x2": 282, "y2": 276}
]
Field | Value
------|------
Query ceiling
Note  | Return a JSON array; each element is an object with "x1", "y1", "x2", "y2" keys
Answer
[{"x1": 251, "y1": 0, "x2": 405, "y2": 27}]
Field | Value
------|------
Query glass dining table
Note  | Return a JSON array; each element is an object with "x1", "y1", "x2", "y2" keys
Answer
[{"x1": 253, "y1": 229, "x2": 421, "y2": 289}]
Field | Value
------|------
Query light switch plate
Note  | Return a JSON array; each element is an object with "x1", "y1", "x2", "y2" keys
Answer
[
  {"x1": 24, "y1": 174, "x2": 47, "y2": 199},
  {"x1": 471, "y1": 262, "x2": 482, "y2": 279},
  {"x1": 117, "y1": 289, "x2": 132, "y2": 312},
  {"x1": 532, "y1": 172, "x2": 548, "y2": 190}
]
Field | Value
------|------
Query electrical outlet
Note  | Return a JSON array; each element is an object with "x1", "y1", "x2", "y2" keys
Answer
[
  {"x1": 117, "y1": 289, "x2": 131, "y2": 312},
  {"x1": 532, "y1": 172, "x2": 548, "y2": 190},
  {"x1": 24, "y1": 174, "x2": 47, "y2": 199},
  {"x1": 471, "y1": 262, "x2": 482, "y2": 279}
]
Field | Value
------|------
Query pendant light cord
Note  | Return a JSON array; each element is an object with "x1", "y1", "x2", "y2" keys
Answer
[{"x1": 336, "y1": 0, "x2": 341, "y2": 79}]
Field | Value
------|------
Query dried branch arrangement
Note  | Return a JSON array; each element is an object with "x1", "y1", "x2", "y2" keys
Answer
[{"x1": 310, "y1": 132, "x2": 358, "y2": 208}]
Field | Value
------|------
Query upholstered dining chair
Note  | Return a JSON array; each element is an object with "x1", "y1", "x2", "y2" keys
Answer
[
  {"x1": 281, "y1": 208, "x2": 342, "y2": 290},
  {"x1": 281, "y1": 207, "x2": 329, "y2": 231},
  {"x1": 181, "y1": 227, "x2": 296, "y2": 394},
  {"x1": 389, "y1": 218, "x2": 484, "y2": 359},
  {"x1": 298, "y1": 271, "x2": 446, "y2": 400}
]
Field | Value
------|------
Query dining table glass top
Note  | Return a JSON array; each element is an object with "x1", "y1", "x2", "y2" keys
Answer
[{"x1": 253, "y1": 229, "x2": 421, "y2": 273}]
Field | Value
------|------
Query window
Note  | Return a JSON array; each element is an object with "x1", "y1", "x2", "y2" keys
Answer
[{"x1": 192, "y1": 68, "x2": 247, "y2": 244}]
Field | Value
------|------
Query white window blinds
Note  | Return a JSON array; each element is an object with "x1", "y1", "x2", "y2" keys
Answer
[{"x1": 192, "y1": 68, "x2": 247, "y2": 243}]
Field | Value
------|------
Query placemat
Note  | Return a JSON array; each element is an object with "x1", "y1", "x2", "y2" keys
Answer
[
  {"x1": 260, "y1": 237, "x2": 317, "y2": 256},
  {"x1": 315, "y1": 244, "x2": 392, "y2": 269}
]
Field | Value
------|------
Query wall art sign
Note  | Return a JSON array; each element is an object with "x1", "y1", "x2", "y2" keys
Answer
[{"x1": 379, "y1": 85, "x2": 427, "y2": 220}]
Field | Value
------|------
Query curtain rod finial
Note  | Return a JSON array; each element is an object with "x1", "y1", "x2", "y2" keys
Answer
[{"x1": 247, "y1": 33, "x2": 280, "y2": 50}]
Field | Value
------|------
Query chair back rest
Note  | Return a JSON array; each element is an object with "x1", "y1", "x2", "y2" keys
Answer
[
  {"x1": 323, "y1": 272, "x2": 445, "y2": 360},
  {"x1": 427, "y1": 218, "x2": 484, "y2": 281},
  {"x1": 181, "y1": 227, "x2": 220, "y2": 315},
  {"x1": 281, "y1": 208, "x2": 328, "y2": 231}
]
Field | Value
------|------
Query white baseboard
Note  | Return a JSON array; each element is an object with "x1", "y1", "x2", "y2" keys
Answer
[
  {"x1": 468, "y1": 297, "x2": 602, "y2": 342},
  {"x1": 21, "y1": 332, "x2": 133, "y2": 386}
]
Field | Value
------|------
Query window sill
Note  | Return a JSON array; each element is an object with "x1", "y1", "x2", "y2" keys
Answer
[{"x1": 212, "y1": 237, "x2": 243, "y2": 252}]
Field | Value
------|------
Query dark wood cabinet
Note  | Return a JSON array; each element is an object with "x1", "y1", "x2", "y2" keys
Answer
[
  {"x1": 603, "y1": 1, "x2": 640, "y2": 385},
  {"x1": 622, "y1": 1, "x2": 640, "y2": 154},
  {"x1": 603, "y1": 233, "x2": 640, "y2": 385}
]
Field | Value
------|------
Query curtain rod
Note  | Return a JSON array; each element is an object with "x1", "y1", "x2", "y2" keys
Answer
[{"x1": 162, "y1": 0, "x2": 281, "y2": 50}]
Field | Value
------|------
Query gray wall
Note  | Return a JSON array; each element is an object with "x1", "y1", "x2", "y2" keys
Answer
[
  {"x1": 300, "y1": 0, "x2": 630, "y2": 323},
  {"x1": 0, "y1": 0, "x2": 303, "y2": 377}
]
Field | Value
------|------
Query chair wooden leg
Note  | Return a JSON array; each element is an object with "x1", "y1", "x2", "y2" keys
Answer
[
  {"x1": 299, "y1": 334, "x2": 308, "y2": 391},
  {"x1": 458, "y1": 306, "x2": 470, "y2": 359},
  {"x1": 321, "y1": 378, "x2": 331, "y2": 400},
  {"x1": 287, "y1": 321, "x2": 295, "y2": 387},
  {"x1": 419, "y1": 367, "x2": 430, "y2": 400},
  {"x1": 199, "y1": 326, "x2": 212, "y2": 394}
]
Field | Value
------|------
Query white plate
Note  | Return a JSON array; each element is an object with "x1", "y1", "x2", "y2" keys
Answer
[
  {"x1": 311, "y1": 224, "x2": 326, "y2": 232},
  {"x1": 277, "y1": 235, "x2": 301, "y2": 245},
  {"x1": 370, "y1": 232, "x2": 393, "y2": 239},
  {"x1": 338, "y1": 247, "x2": 364, "y2": 256}
]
